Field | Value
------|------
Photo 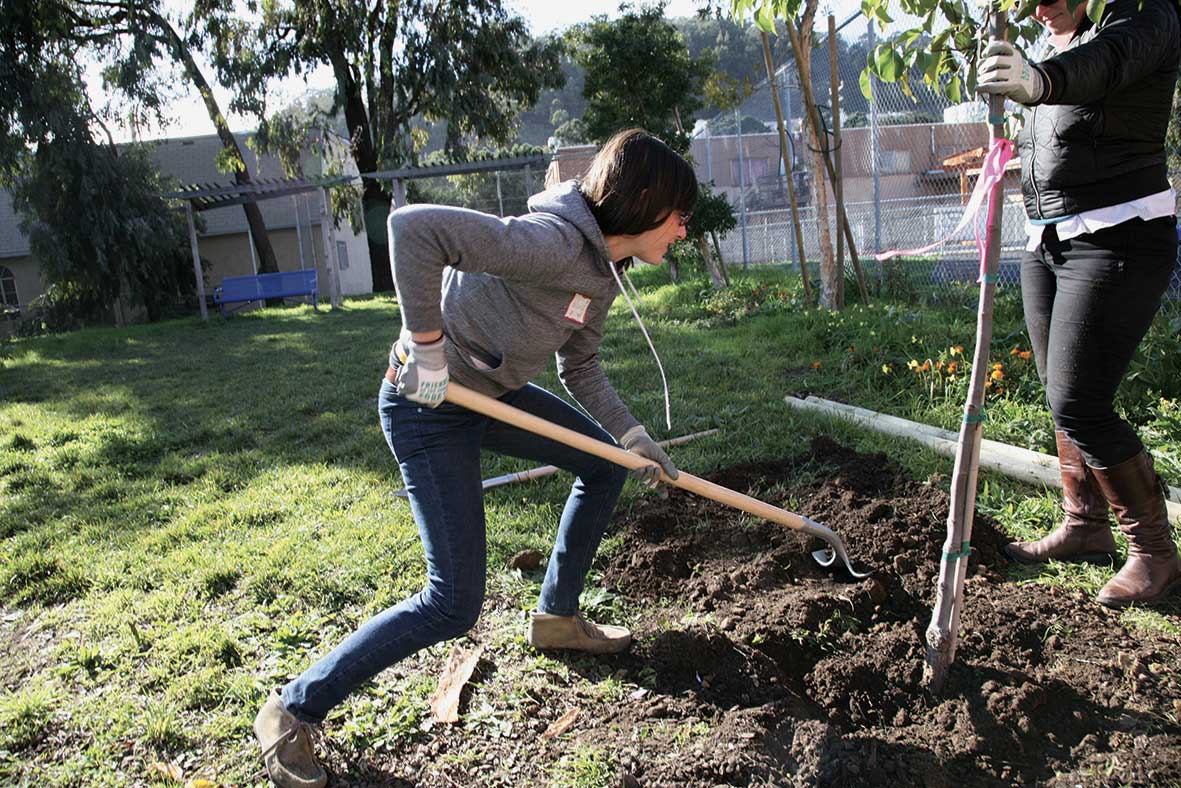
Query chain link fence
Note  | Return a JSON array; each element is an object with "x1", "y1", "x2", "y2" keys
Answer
[
  {"x1": 691, "y1": 14, "x2": 1181, "y2": 314},
  {"x1": 408, "y1": 166, "x2": 543, "y2": 220}
]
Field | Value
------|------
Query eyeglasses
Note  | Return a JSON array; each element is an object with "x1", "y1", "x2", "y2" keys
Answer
[{"x1": 677, "y1": 211, "x2": 693, "y2": 227}]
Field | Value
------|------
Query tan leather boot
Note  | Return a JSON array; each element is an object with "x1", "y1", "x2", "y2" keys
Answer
[
  {"x1": 1091, "y1": 451, "x2": 1181, "y2": 608},
  {"x1": 527, "y1": 612, "x2": 632, "y2": 654},
  {"x1": 253, "y1": 690, "x2": 327, "y2": 788},
  {"x1": 1004, "y1": 431, "x2": 1117, "y2": 565}
]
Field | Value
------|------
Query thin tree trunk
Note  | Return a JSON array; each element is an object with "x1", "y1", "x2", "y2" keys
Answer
[
  {"x1": 333, "y1": 48, "x2": 397, "y2": 293},
  {"x1": 795, "y1": 40, "x2": 839, "y2": 309},
  {"x1": 699, "y1": 235, "x2": 725, "y2": 289},
  {"x1": 710, "y1": 231, "x2": 730, "y2": 286},
  {"x1": 151, "y1": 12, "x2": 280, "y2": 292},
  {"x1": 786, "y1": 18, "x2": 868, "y2": 307}
]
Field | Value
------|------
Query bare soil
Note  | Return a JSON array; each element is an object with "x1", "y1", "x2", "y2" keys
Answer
[{"x1": 328, "y1": 437, "x2": 1181, "y2": 787}]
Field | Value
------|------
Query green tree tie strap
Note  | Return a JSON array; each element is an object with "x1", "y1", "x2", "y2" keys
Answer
[
  {"x1": 963, "y1": 411, "x2": 987, "y2": 424},
  {"x1": 943, "y1": 541, "x2": 972, "y2": 561}
]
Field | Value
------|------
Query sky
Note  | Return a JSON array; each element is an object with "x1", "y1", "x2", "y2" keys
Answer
[{"x1": 94, "y1": 0, "x2": 861, "y2": 144}]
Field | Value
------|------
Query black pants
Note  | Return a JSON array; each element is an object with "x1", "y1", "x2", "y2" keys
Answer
[{"x1": 1021, "y1": 216, "x2": 1178, "y2": 468}]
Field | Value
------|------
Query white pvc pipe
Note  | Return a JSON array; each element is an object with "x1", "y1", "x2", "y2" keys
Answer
[{"x1": 784, "y1": 395, "x2": 1181, "y2": 521}]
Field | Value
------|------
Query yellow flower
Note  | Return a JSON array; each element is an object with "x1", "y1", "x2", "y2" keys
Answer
[
  {"x1": 908, "y1": 359, "x2": 920, "y2": 370},
  {"x1": 881, "y1": 363, "x2": 892, "y2": 375},
  {"x1": 950, "y1": 345, "x2": 964, "y2": 356}
]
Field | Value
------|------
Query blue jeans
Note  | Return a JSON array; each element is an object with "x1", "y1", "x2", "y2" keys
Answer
[{"x1": 281, "y1": 379, "x2": 628, "y2": 723}]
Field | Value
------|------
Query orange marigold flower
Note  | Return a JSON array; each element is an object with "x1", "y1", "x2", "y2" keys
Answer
[
  {"x1": 947, "y1": 362, "x2": 958, "y2": 374},
  {"x1": 1018, "y1": 350, "x2": 1032, "y2": 360},
  {"x1": 950, "y1": 345, "x2": 964, "y2": 356},
  {"x1": 991, "y1": 369, "x2": 1004, "y2": 381},
  {"x1": 1010, "y1": 347, "x2": 1020, "y2": 356},
  {"x1": 811, "y1": 360, "x2": 822, "y2": 370}
]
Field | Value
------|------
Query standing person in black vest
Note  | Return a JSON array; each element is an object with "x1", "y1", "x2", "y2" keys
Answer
[{"x1": 978, "y1": 0, "x2": 1181, "y2": 606}]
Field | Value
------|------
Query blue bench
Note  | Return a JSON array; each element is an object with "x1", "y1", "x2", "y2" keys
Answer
[{"x1": 212, "y1": 270, "x2": 318, "y2": 317}]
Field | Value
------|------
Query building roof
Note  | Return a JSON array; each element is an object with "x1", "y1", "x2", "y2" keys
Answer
[{"x1": 0, "y1": 131, "x2": 335, "y2": 258}]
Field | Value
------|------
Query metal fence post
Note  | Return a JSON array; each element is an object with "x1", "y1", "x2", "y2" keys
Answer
[{"x1": 735, "y1": 109, "x2": 749, "y2": 268}]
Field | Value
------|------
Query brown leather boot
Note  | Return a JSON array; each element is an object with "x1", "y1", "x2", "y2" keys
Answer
[
  {"x1": 1004, "y1": 431, "x2": 1117, "y2": 565},
  {"x1": 1091, "y1": 450, "x2": 1181, "y2": 608}
]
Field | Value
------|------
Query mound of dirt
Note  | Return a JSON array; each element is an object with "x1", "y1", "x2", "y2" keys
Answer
[{"x1": 593, "y1": 436, "x2": 1181, "y2": 786}]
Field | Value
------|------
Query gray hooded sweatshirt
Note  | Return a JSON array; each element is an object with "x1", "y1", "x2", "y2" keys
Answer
[{"x1": 387, "y1": 181, "x2": 641, "y2": 441}]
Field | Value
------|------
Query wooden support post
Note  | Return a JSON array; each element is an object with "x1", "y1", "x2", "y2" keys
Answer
[
  {"x1": 761, "y1": 31, "x2": 813, "y2": 305},
  {"x1": 321, "y1": 187, "x2": 343, "y2": 308},
  {"x1": 829, "y1": 16, "x2": 864, "y2": 303},
  {"x1": 185, "y1": 202, "x2": 208, "y2": 321}
]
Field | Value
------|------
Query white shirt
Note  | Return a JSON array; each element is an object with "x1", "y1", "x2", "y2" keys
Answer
[{"x1": 1024, "y1": 189, "x2": 1178, "y2": 250}]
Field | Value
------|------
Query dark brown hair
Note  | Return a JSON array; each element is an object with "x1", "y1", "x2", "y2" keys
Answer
[{"x1": 578, "y1": 128, "x2": 697, "y2": 237}]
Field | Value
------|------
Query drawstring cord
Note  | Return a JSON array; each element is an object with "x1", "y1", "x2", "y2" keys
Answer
[{"x1": 606, "y1": 261, "x2": 672, "y2": 431}]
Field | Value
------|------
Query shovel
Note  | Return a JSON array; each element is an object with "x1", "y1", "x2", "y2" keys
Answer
[{"x1": 445, "y1": 382, "x2": 869, "y2": 578}]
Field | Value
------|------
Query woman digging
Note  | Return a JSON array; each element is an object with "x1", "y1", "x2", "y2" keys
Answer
[
  {"x1": 979, "y1": 0, "x2": 1181, "y2": 605},
  {"x1": 252, "y1": 128, "x2": 696, "y2": 787}
]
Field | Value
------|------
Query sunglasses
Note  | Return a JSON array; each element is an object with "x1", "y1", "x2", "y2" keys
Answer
[{"x1": 677, "y1": 211, "x2": 693, "y2": 227}]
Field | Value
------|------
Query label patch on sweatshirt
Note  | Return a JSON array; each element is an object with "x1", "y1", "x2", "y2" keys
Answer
[{"x1": 564, "y1": 293, "x2": 592, "y2": 324}]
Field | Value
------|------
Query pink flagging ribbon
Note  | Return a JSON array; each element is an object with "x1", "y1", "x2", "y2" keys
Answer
[{"x1": 874, "y1": 138, "x2": 1014, "y2": 282}]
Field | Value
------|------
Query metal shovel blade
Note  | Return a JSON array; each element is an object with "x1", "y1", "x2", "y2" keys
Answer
[{"x1": 801, "y1": 518, "x2": 871, "y2": 579}]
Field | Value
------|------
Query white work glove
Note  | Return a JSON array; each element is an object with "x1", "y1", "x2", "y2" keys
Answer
[
  {"x1": 977, "y1": 40, "x2": 1048, "y2": 106},
  {"x1": 620, "y1": 426, "x2": 678, "y2": 488},
  {"x1": 393, "y1": 336, "x2": 448, "y2": 407}
]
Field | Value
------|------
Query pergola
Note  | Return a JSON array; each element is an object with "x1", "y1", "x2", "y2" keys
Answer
[
  {"x1": 368, "y1": 152, "x2": 551, "y2": 209},
  {"x1": 164, "y1": 174, "x2": 353, "y2": 320},
  {"x1": 165, "y1": 152, "x2": 552, "y2": 321}
]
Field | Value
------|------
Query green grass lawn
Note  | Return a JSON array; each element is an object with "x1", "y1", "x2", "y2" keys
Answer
[{"x1": 2, "y1": 268, "x2": 1179, "y2": 786}]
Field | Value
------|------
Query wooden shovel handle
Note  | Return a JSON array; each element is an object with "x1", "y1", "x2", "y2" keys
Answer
[{"x1": 445, "y1": 382, "x2": 809, "y2": 533}]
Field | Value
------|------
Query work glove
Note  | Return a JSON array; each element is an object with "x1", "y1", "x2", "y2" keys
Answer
[
  {"x1": 393, "y1": 335, "x2": 448, "y2": 407},
  {"x1": 620, "y1": 426, "x2": 678, "y2": 488},
  {"x1": 977, "y1": 40, "x2": 1048, "y2": 106}
]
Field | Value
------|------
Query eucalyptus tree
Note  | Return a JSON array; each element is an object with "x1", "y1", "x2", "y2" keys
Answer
[{"x1": 239, "y1": 0, "x2": 564, "y2": 291}]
